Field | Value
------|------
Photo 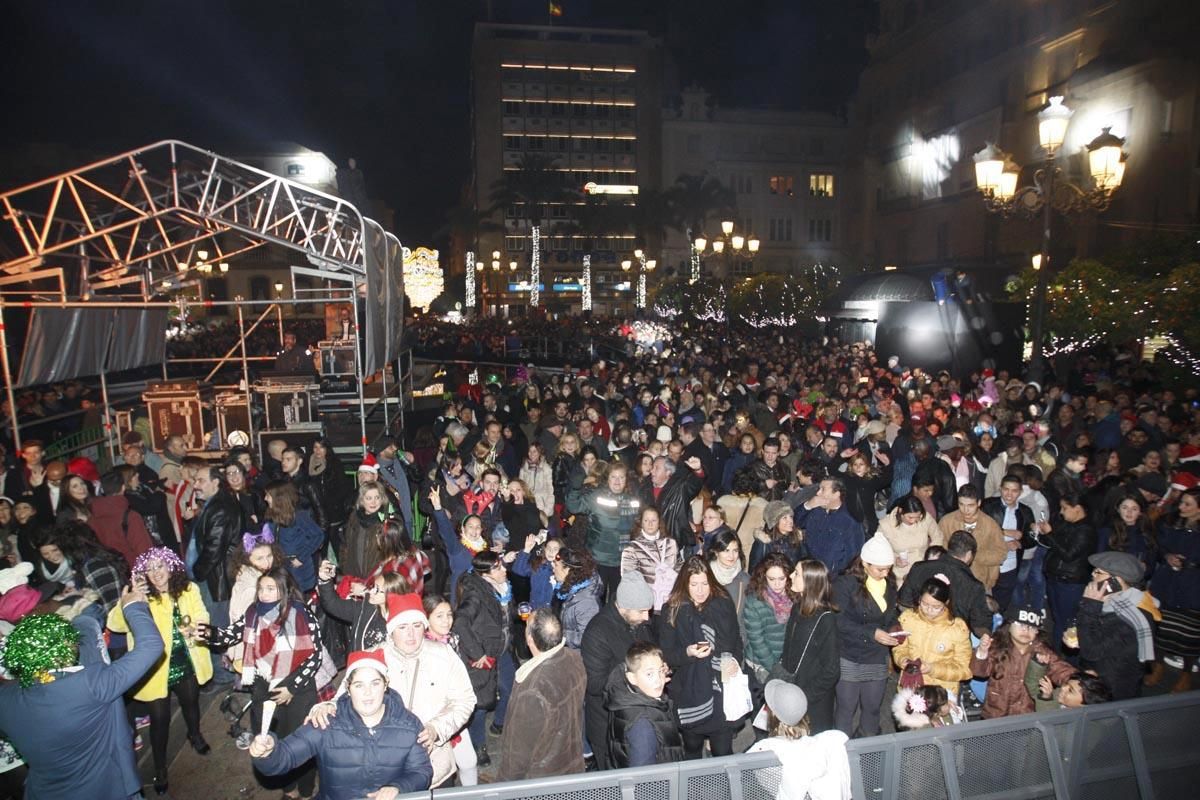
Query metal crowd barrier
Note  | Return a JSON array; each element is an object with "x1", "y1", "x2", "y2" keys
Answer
[{"x1": 396, "y1": 691, "x2": 1200, "y2": 800}]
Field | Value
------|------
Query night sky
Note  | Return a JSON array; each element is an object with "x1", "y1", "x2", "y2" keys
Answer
[{"x1": 1, "y1": 0, "x2": 872, "y2": 249}]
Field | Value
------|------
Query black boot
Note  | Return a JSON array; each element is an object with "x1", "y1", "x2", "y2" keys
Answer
[
  {"x1": 476, "y1": 746, "x2": 491, "y2": 767},
  {"x1": 188, "y1": 733, "x2": 211, "y2": 755},
  {"x1": 153, "y1": 770, "x2": 169, "y2": 796}
]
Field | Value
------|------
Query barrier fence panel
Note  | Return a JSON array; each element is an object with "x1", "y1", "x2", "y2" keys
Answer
[{"x1": 395, "y1": 692, "x2": 1200, "y2": 800}]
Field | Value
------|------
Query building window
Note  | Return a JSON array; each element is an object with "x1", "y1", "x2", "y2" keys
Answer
[
  {"x1": 615, "y1": 106, "x2": 635, "y2": 120},
  {"x1": 810, "y1": 137, "x2": 825, "y2": 157},
  {"x1": 549, "y1": 136, "x2": 569, "y2": 152},
  {"x1": 615, "y1": 139, "x2": 634, "y2": 154},
  {"x1": 571, "y1": 103, "x2": 589, "y2": 118},
  {"x1": 527, "y1": 137, "x2": 545, "y2": 151},
  {"x1": 808, "y1": 219, "x2": 832, "y2": 242},
  {"x1": 769, "y1": 175, "x2": 795, "y2": 197},
  {"x1": 593, "y1": 138, "x2": 611, "y2": 153},
  {"x1": 505, "y1": 236, "x2": 526, "y2": 252},
  {"x1": 549, "y1": 103, "x2": 567, "y2": 117},
  {"x1": 768, "y1": 218, "x2": 793, "y2": 242},
  {"x1": 550, "y1": 205, "x2": 569, "y2": 219},
  {"x1": 505, "y1": 205, "x2": 521, "y2": 219},
  {"x1": 504, "y1": 135, "x2": 523, "y2": 151},
  {"x1": 809, "y1": 174, "x2": 835, "y2": 197},
  {"x1": 249, "y1": 276, "x2": 271, "y2": 301},
  {"x1": 526, "y1": 101, "x2": 546, "y2": 116},
  {"x1": 503, "y1": 101, "x2": 522, "y2": 116},
  {"x1": 206, "y1": 277, "x2": 229, "y2": 316}
]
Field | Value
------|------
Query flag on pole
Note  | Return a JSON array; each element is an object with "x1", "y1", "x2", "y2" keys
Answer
[{"x1": 549, "y1": 1, "x2": 564, "y2": 17}]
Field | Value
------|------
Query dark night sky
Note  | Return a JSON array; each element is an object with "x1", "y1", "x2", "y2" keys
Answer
[{"x1": 1, "y1": 0, "x2": 872, "y2": 248}]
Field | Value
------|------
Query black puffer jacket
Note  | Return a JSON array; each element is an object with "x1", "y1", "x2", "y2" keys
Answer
[
  {"x1": 605, "y1": 670, "x2": 686, "y2": 768},
  {"x1": 1042, "y1": 519, "x2": 1097, "y2": 584},
  {"x1": 452, "y1": 571, "x2": 511, "y2": 710}
]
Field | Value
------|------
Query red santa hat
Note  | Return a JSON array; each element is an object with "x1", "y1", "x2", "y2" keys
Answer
[
  {"x1": 1180, "y1": 445, "x2": 1200, "y2": 464},
  {"x1": 1171, "y1": 471, "x2": 1199, "y2": 493},
  {"x1": 67, "y1": 457, "x2": 101, "y2": 484},
  {"x1": 343, "y1": 650, "x2": 389, "y2": 682},
  {"x1": 385, "y1": 593, "x2": 428, "y2": 632},
  {"x1": 358, "y1": 452, "x2": 379, "y2": 474}
]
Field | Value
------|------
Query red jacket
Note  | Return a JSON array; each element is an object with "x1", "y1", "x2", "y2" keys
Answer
[{"x1": 88, "y1": 495, "x2": 154, "y2": 570}]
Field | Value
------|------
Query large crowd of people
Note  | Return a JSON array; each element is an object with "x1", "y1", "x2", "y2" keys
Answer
[{"x1": 0, "y1": 313, "x2": 1197, "y2": 800}]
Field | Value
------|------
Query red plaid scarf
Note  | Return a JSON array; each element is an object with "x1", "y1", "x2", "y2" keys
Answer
[{"x1": 240, "y1": 600, "x2": 318, "y2": 686}]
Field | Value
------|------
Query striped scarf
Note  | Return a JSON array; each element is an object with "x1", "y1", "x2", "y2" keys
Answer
[
  {"x1": 240, "y1": 600, "x2": 317, "y2": 686},
  {"x1": 1103, "y1": 588, "x2": 1156, "y2": 662}
]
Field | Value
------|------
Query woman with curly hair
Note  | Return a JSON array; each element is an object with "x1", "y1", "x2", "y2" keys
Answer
[
  {"x1": 201, "y1": 568, "x2": 324, "y2": 797},
  {"x1": 657, "y1": 556, "x2": 743, "y2": 759},
  {"x1": 970, "y1": 604, "x2": 1076, "y2": 719},
  {"x1": 553, "y1": 544, "x2": 604, "y2": 648},
  {"x1": 107, "y1": 547, "x2": 212, "y2": 795}
]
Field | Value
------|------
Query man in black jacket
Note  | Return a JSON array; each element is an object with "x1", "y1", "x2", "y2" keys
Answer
[
  {"x1": 189, "y1": 465, "x2": 246, "y2": 684},
  {"x1": 982, "y1": 474, "x2": 1036, "y2": 612},
  {"x1": 912, "y1": 438, "x2": 957, "y2": 518},
  {"x1": 1078, "y1": 551, "x2": 1155, "y2": 700},
  {"x1": 898, "y1": 531, "x2": 993, "y2": 638},
  {"x1": 580, "y1": 575, "x2": 655, "y2": 770},
  {"x1": 646, "y1": 455, "x2": 704, "y2": 551},
  {"x1": 281, "y1": 446, "x2": 329, "y2": 530}
]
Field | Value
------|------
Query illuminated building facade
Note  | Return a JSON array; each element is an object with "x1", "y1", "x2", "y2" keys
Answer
[
  {"x1": 847, "y1": 0, "x2": 1200, "y2": 278},
  {"x1": 661, "y1": 86, "x2": 851, "y2": 279},
  {"x1": 471, "y1": 22, "x2": 664, "y2": 315}
]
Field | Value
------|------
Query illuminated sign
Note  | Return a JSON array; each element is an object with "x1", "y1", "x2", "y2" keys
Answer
[{"x1": 583, "y1": 182, "x2": 639, "y2": 195}]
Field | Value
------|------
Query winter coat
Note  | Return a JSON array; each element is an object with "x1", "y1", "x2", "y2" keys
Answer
[
  {"x1": 970, "y1": 640, "x2": 1075, "y2": 719},
  {"x1": 877, "y1": 513, "x2": 944, "y2": 583},
  {"x1": 716, "y1": 494, "x2": 767, "y2": 558},
  {"x1": 558, "y1": 575, "x2": 604, "y2": 649},
  {"x1": 620, "y1": 535, "x2": 680, "y2": 611},
  {"x1": 453, "y1": 571, "x2": 511, "y2": 709},
  {"x1": 832, "y1": 573, "x2": 898, "y2": 667},
  {"x1": 748, "y1": 529, "x2": 807, "y2": 573},
  {"x1": 747, "y1": 459, "x2": 790, "y2": 502},
  {"x1": 913, "y1": 457, "x2": 958, "y2": 517},
  {"x1": 898, "y1": 556, "x2": 993, "y2": 638},
  {"x1": 308, "y1": 462, "x2": 351, "y2": 529},
  {"x1": 0, "y1": 601, "x2": 162, "y2": 800},
  {"x1": 566, "y1": 482, "x2": 641, "y2": 568},
  {"x1": 551, "y1": 452, "x2": 577, "y2": 507},
  {"x1": 657, "y1": 595, "x2": 743, "y2": 734},
  {"x1": 842, "y1": 469, "x2": 892, "y2": 536},
  {"x1": 273, "y1": 509, "x2": 325, "y2": 591},
  {"x1": 649, "y1": 466, "x2": 705, "y2": 549},
  {"x1": 1077, "y1": 595, "x2": 1153, "y2": 701},
  {"x1": 87, "y1": 495, "x2": 153, "y2": 570},
  {"x1": 519, "y1": 460, "x2": 556, "y2": 519},
  {"x1": 1042, "y1": 519, "x2": 1097, "y2": 584},
  {"x1": 581, "y1": 604, "x2": 656, "y2": 707},
  {"x1": 500, "y1": 499, "x2": 543, "y2": 553},
  {"x1": 741, "y1": 593, "x2": 789, "y2": 675},
  {"x1": 511, "y1": 551, "x2": 555, "y2": 609},
  {"x1": 106, "y1": 582, "x2": 213, "y2": 701},
  {"x1": 254, "y1": 690, "x2": 432, "y2": 799},
  {"x1": 795, "y1": 503, "x2": 864, "y2": 576},
  {"x1": 317, "y1": 578, "x2": 388, "y2": 652},
  {"x1": 431, "y1": 508, "x2": 475, "y2": 600},
  {"x1": 778, "y1": 607, "x2": 840, "y2": 732},
  {"x1": 891, "y1": 607, "x2": 972, "y2": 695},
  {"x1": 606, "y1": 675, "x2": 686, "y2": 768},
  {"x1": 497, "y1": 644, "x2": 588, "y2": 781},
  {"x1": 1151, "y1": 521, "x2": 1200, "y2": 610},
  {"x1": 288, "y1": 471, "x2": 329, "y2": 531},
  {"x1": 340, "y1": 507, "x2": 385, "y2": 580},
  {"x1": 938, "y1": 512, "x2": 1007, "y2": 590},
  {"x1": 190, "y1": 489, "x2": 247, "y2": 602}
]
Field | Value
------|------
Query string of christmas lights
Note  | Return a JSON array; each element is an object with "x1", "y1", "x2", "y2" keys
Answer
[
  {"x1": 582, "y1": 254, "x2": 592, "y2": 311},
  {"x1": 465, "y1": 251, "x2": 476, "y2": 309},
  {"x1": 530, "y1": 225, "x2": 541, "y2": 307}
]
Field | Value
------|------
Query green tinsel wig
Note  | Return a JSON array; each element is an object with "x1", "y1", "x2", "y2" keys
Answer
[{"x1": 2, "y1": 613, "x2": 80, "y2": 687}]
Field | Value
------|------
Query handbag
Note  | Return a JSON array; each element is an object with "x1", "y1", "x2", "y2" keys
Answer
[
  {"x1": 898, "y1": 658, "x2": 925, "y2": 690},
  {"x1": 722, "y1": 669, "x2": 754, "y2": 722},
  {"x1": 768, "y1": 610, "x2": 830, "y2": 683}
]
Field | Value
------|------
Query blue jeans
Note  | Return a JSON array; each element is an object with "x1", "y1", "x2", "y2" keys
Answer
[
  {"x1": 197, "y1": 581, "x2": 236, "y2": 683},
  {"x1": 1011, "y1": 549, "x2": 1048, "y2": 613},
  {"x1": 1046, "y1": 580, "x2": 1086, "y2": 654},
  {"x1": 468, "y1": 650, "x2": 516, "y2": 749}
]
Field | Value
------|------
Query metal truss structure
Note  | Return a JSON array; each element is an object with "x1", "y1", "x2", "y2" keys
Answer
[{"x1": 0, "y1": 139, "x2": 368, "y2": 296}]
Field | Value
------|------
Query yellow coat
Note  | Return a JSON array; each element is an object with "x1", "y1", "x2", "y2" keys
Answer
[
  {"x1": 107, "y1": 582, "x2": 213, "y2": 701},
  {"x1": 891, "y1": 608, "x2": 972, "y2": 695}
]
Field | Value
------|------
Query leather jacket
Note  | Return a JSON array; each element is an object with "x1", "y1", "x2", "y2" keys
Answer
[{"x1": 190, "y1": 489, "x2": 247, "y2": 601}]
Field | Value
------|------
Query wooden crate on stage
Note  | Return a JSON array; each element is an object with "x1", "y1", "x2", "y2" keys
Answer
[{"x1": 141, "y1": 380, "x2": 213, "y2": 452}]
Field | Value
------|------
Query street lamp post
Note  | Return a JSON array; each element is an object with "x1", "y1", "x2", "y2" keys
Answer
[
  {"x1": 973, "y1": 96, "x2": 1127, "y2": 362},
  {"x1": 622, "y1": 249, "x2": 658, "y2": 313},
  {"x1": 693, "y1": 219, "x2": 760, "y2": 332}
]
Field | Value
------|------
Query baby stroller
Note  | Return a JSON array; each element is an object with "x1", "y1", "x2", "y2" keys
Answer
[{"x1": 219, "y1": 688, "x2": 255, "y2": 749}]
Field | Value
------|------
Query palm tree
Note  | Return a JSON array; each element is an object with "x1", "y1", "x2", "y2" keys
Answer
[
  {"x1": 489, "y1": 154, "x2": 577, "y2": 307},
  {"x1": 569, "y1": 196, "x2": 626, "y2": 311},
  {"x1": 665, "y1": 173, "x2": 736, "y2": 282}
]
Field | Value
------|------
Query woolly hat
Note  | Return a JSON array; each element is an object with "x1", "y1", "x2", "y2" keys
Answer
[
  {"x1": 344, "y1": 649, "x2": 389, "y2": 682},
  {"x1": 762, "y1": 500, "x2": 792, "y2": 530},
  {"x1": 860, "y1": 535, "x2": 896, "y2": 568},
  {"x1": 358, "y1": 452, "x2": 380, "y2": 474},
  {"x1": 765, "y1": 679, "x2": 808, "y2": 726},
  {"x1": 615, "y1": 572, "x2": 654, "y2": 611},
  {"x1": 656, "y1": 425, "x2": 674, "y2": 443},
  {"x1": 385, "y1": 593, "x2": 427, "y2": 632},
  {"x1": 0, "y1": 562, "x2": 34, "y2": 595}
]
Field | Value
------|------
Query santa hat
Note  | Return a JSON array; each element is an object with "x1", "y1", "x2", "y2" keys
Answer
[
  {"x1": 385, "y1": 593, "x2": 427, "y2": 632},
  {"x1": 1171, "y1": 471, "x2": 1199, "y2": 493},
  {"x1": 359, "y1": 452, "x2": 379, "y2": 474},
  {"x1": 1180, "y1": 445, "x2": 1200, "y2": 464},
  {"x1": 67, "y1": 457, "x2": 101, "y2": 484},
  {"x1": 343, "y1": 650, "x2": 389, "y2": 683}
]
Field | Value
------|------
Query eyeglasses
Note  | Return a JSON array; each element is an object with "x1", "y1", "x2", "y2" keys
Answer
[{"x1": 919, "y1": 601, "x2": 946, "y2": 614}]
